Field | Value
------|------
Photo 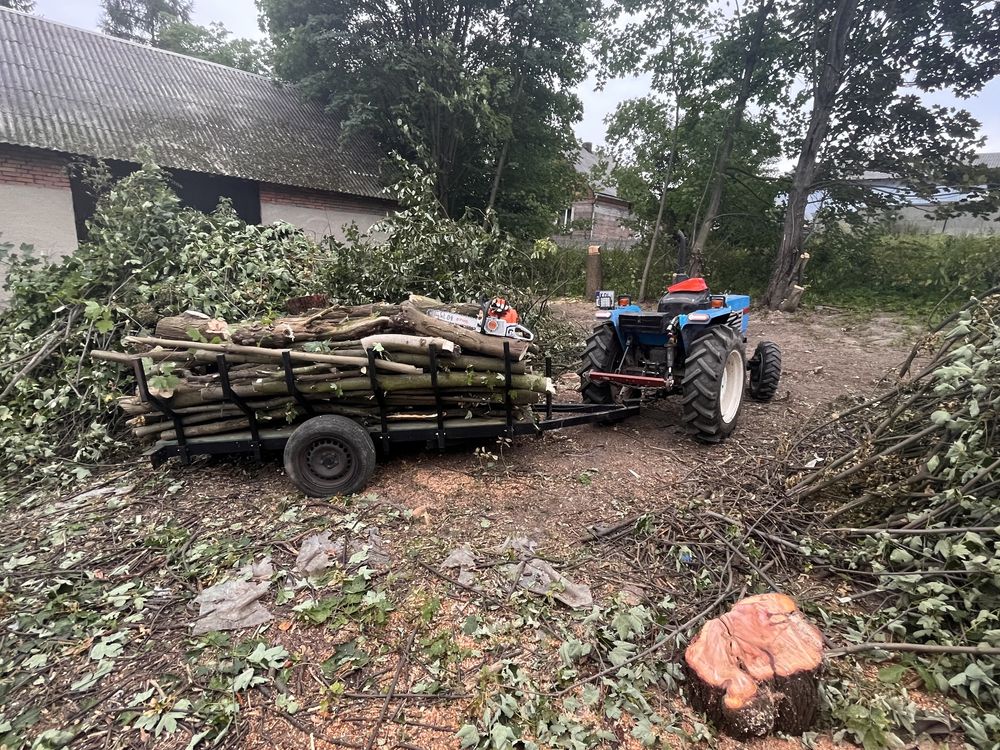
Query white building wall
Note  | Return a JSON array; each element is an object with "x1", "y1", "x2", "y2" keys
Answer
[
  {"x1": 259, "y1": 201, "x2": 388, "y2": 242},
  {"x1": 0, "y1": 185, "x2": 78, "y2": 304}
]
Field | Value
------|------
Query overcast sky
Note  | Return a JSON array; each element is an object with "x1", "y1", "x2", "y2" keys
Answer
[{"x1": 31, "y1": 0, "x2": 1000, "y2": 151}]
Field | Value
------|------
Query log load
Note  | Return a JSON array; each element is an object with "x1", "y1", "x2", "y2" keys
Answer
[
  {"x1": 683, "y1": 593, "x2": 824, "y2": 737},
  {"x1": 94, "y1": 295, "x2": 552, "y2": 444}
]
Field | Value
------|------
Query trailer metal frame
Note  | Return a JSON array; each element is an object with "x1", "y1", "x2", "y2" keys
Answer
[{"x1": 134, "y1": 342, "x2": 639, "y2": 471}]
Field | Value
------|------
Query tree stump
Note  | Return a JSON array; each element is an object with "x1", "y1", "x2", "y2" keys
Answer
[{"x1": 684, "y1": 593, "x2": 824, "y2": 738}]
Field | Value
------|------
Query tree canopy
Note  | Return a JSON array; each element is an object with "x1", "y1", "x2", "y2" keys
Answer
[
  {"x1": 100, "y1": 0, "x2": 192, "y2": 44},
  {"x1": 259, "y1": 0, "x2": 597, "y2": 239}
]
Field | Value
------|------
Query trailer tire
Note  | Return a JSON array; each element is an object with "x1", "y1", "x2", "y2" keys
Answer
[
  {"x1": 748, "y1": 341, "x2": 782, "y2": 401},
  {"x1": 681, "y1": 326, "x2": 746, "y2": 443},
  {"x1": 284, "y1": 416, "x2": 376, "y2": 497},
  {"x1": 578, "y1": 323, "x2": 622, "y2": 405}
]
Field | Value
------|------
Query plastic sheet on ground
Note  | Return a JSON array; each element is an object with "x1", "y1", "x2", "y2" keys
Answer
[
  {"x1": 191, "y1": 557, "x2": 274, "y2": 635},
  {"x1": 294, "y1": 528, "x2": 390, "y2": 576},
  {"x1": 503, "y1": 536, "x2": 593, "y2": 610},
  {"x1": 440, "y1": 545, "x2": 477, "y2": 587}
]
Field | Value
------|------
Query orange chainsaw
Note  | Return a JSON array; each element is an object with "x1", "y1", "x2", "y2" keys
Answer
[{"x1": 427, "y1": 297, "x2": 535, "y2": 342}]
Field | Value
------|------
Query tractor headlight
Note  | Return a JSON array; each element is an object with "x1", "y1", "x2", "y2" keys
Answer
[
  {"x1": 688, "y1": 312, "x2": 711, "y2": 322},
  {"x1": 595, "y1": 311, "x2": 612, "y2": 319}
]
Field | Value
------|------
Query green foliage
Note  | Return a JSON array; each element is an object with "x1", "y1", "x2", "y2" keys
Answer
[
  {"x1": 260, "y1": 0, "x2": 594, "y2": 238},
  {"x1": 0, "y1": 163, "x2": 331, "y2": 489},
  {"x1": 806, "y1": 229, "x2": 1000, "y2": 313},
  {"x1": 100, "y1": 0, "x2": 191, "y2": 45},
  {"x1": 157, "y1": 20, "x2": 271, "y2": 73}
]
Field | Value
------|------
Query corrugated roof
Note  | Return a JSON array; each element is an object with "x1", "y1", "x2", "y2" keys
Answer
[
  {"x1": 861, "y1": 152, "x2": 1000, "y2": 181},
  {"x1": 0, "y1": 8, "x2": 387, "y2": 199}
]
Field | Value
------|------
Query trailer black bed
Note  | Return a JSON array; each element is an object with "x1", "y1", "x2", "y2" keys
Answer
[{"x1": 131, "y1": 342, "x2": 639, "y2": 496}]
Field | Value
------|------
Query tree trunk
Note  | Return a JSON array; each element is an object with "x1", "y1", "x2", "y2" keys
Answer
[
  {"x1": 689, "y1": 0, "x2": 775, "y2": 275},
  {"x1": 638, "y1": 107, "x2": 680, "y2": 302},
  {"x1": 763, "y1": 0, "x2": 859, "y2": 309},
  {"x1": 684, "y1": 593, "x2": 824, "y2": 738}
]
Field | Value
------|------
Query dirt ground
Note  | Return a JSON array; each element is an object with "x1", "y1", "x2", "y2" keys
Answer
[
  {"x1": 2, "y1": 302, "x2": 927, "y2": 750},
  {"x1": 360, "y1": 301, "x2": 917, "y2": 551}
]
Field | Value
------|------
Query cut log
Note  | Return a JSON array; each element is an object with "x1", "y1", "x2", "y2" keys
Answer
[
  {"x1": 230, "y1": 314, "x2": 393, "y2": 347},
  {"x1": 122, "y1": 336, "x2": 421, "y2": 374},
  {"x1": 155, "y1": 312, "x2": 231, "y2": 341},
  {"x1": 684, "y1": 593, "x2": 824, "y2": 738},
  {"x1": 360, "y1": 334, "x2": 457, "y2": 356}
]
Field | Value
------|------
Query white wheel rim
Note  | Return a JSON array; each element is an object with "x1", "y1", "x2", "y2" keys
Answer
[{"x1": 719, "y1": 349, "x2": 743, "y2": 423}]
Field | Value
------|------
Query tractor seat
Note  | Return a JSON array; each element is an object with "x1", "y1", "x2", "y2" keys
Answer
[{"x1": 657, "y1": 277, "x2": 711, "y2": 317}]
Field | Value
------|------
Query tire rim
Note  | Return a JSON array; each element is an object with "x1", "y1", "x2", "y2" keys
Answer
[
  {"x1": 303, "y1": 437, "x2": 355, "y2": 484},
  {"x1": 719, "y1": 349, "x2": 744, "y2": 423}
]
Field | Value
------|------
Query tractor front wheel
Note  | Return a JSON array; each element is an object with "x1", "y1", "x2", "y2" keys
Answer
[
  {"x1": 681, "y1": 326, "x2": 746, "y2": 443},
  {"x1": 578, "y1": 323, "x2": 622, "y2": 405},
  {"x1": 748, "y1": 341, "x2": 782, "y2": 401}
]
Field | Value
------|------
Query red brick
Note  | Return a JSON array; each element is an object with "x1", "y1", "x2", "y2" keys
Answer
[{"x1": 0, "y1": 144, "x2": 70, "y2": 188}]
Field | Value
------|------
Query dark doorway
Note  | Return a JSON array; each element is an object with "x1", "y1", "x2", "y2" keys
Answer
[{"x1": 69, "y1": 160, "x2": 261, "y2": 241}]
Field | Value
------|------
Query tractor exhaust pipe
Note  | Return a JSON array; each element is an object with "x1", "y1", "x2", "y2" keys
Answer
[{"x1": 673, "y1": 230, "x2": 689, "y2": 284}]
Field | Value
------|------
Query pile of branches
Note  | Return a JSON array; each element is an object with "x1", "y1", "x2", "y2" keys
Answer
[
  {"x1": 95, "y1": 296, "x2": 551, "y2": 442},
  {"x1": 782, "y1": 289, "x2": 1000, "y2": 745}
]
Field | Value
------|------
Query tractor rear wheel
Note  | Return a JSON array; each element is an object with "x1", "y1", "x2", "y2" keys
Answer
[
  {"x1": 578, "y1": 323, "x2": 622, "y2": 405},
  {"x1": 748, "y1": 341, "x2": 782, "y2": 401},
  {"x1": 681, "y1": 326, "x2": 746, "y2": 443}
]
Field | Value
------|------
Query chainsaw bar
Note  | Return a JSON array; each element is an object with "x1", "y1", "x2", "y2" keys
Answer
[{"x1": 427, "y1": 309, "x2": 535, "y2": 342}]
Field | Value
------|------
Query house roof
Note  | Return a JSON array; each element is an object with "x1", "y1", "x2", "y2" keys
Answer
[
  {"x1": 0, "y1": 8, "x2": 386, "y2": 200},
  {"x1": 575, "y1": 146, "x2": 620, "y2": 199},
  {"x1": 861, "y1": 152, "x2": 1000, "y2": 181}
]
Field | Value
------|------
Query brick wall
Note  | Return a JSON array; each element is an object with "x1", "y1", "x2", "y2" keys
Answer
[{"x1": 0, "y1": 144, "x2": 71, "y2": 188}]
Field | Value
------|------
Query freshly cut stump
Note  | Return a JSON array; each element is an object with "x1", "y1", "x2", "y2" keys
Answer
[{"x1": 684, "y1": 593, "x2": 824, "y2": 737}]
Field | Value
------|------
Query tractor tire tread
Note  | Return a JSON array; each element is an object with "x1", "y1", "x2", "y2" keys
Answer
[
  {"x1": 579, "y1": 323, "x2": 621, "y2": 411},
  {"x1": 681, "y1": 326, "x2": 745, "y2": 443},
  {"x1": 748, "y1": 341, "x2": 782, "y2": 402}
]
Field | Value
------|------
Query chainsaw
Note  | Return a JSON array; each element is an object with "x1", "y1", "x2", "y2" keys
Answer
[{"x1": 427, "y1": 298, "x2": 535, "y2": 342}]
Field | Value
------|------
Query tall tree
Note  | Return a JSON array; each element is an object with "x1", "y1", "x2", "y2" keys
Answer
[
  {"x1": 688, "y1": 0, "x2": 779, "y2": 273},
  {"x1": 763, "y1": 0, "x2": 1000, "y2": 309},
  {"x1": 100, "y1": 0, "x2": 192, "y2": 45},
  {"x1": 599, "y1": 0, "x2": 715, "y2": 297},
  {"x1": 259, "y1": 0, "x2": 596, "y2": 238}
]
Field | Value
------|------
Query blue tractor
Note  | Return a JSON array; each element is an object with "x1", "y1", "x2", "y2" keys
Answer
[{"x1": 578, "y1": 233, "x2": 782, "y2": 442}]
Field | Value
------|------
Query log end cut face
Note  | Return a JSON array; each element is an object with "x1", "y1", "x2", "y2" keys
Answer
[{"x1": 684, "y1": 593, "x2": 824, "y2": 737}]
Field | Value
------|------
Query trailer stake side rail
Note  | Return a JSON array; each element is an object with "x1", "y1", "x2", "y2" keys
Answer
[{"x1": 132, "y1": 346, "x2": 639, "y2": 491}]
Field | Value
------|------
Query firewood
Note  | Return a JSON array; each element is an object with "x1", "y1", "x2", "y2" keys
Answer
[
  {"x1": 122, "y1": 336, "x2": 422, "y2": 374},
  {"x1": 360, "y1": 334, "x2": 458, "y2": 356},
  {"x1": 684, "y1": 593, "x2": 824, "y2": 737}
]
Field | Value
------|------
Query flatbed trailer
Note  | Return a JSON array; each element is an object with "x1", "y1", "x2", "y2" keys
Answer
[{"x1": 131, "y1": 342, "x2": 639, "y2": 496}]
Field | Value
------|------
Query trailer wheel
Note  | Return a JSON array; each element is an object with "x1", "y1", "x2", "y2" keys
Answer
[
  {"x1": 681, "y1": 326, "x2": 746, "y2": 443},
  {"x1": 284, "y1": 416, "x2": 376, "y2": 497}
]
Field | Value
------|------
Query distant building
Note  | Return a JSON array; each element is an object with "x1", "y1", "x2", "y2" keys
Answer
[
  {"x1": 554, "y1": 143, "x2": 636, "y2": 248},
  {"x1": 859, "y1": 152, "x2": 1000, "y2": 235},
  {"x1": 0, "y1": 8, "x2": 393, "y2": 294}
]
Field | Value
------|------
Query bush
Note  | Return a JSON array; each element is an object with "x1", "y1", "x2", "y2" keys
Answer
[
  {"x1": 0, "y1": 158, "x2": 583, "y2": 489},
  {"x1": 806, "y1": 229, "x2": 1000, "y2": 312}
]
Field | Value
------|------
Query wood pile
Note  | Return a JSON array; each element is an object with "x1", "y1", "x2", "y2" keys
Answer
[{"x1": 91, "y1": 295, "x2": 551, "y2": 443}]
